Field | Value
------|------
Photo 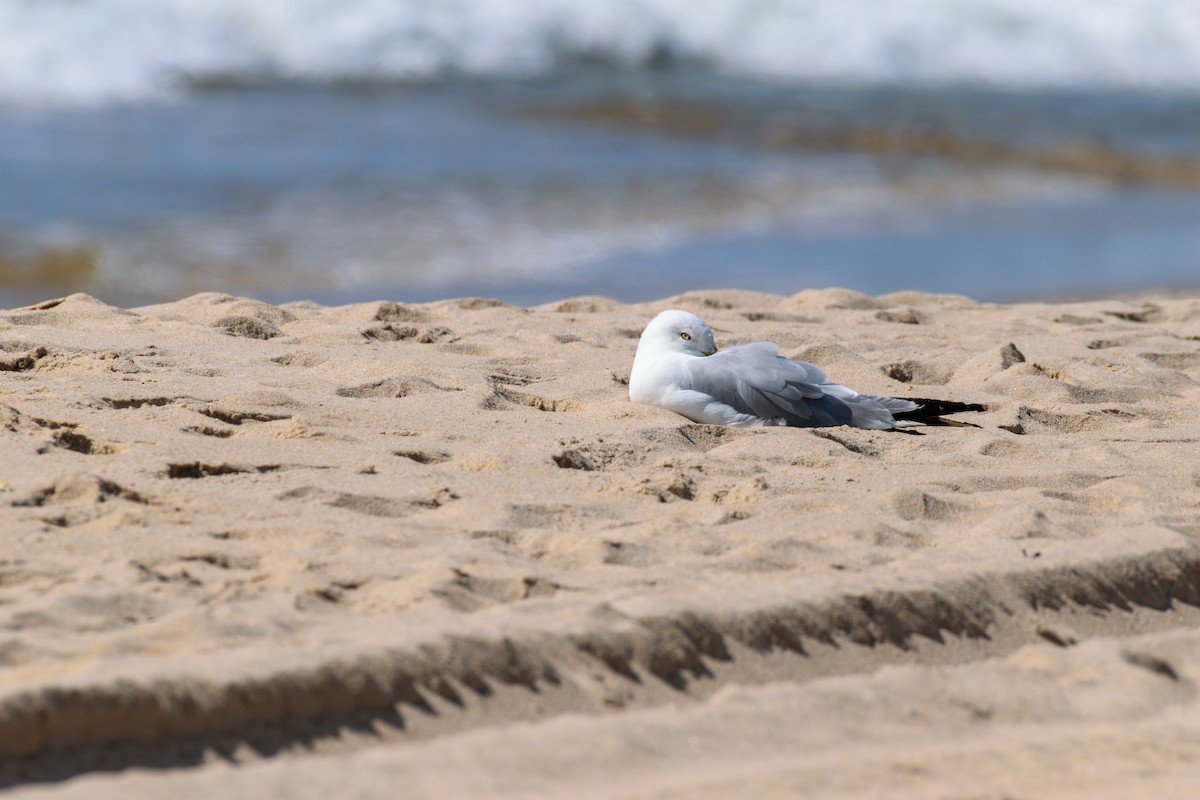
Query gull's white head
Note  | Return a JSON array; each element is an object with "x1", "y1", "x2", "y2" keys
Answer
[{"x1": 637, "y1": 309, "x2": 718, "y2": 357}]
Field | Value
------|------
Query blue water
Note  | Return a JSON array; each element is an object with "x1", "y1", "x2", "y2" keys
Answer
[
  {"x1": 578, "y1": 192, "x2": 1200, "y2": 303},
  {"x1": 2, "y1": 76, "x2": 1200, "y2": 308}
]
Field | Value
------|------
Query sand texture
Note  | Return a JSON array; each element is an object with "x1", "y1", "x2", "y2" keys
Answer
[{"x1": 3, "y1": 288, "x2": 1200, "y2": 797}]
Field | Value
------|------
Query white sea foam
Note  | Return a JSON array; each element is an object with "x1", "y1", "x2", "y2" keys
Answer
[{"x1": 4, "y1": 0, "x2": 1200, "y2": 106}]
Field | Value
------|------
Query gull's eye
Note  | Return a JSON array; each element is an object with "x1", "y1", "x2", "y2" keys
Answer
[{"x1": 680, "y1": 332, "x2": 692, "y2": 341}]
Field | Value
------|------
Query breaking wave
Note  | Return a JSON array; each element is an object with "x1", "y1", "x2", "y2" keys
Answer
[{"x1": 5, "y1": 0, "x2": 1200, "y2": 105}]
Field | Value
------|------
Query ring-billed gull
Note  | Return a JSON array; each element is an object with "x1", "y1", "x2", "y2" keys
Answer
[{"x1": 629, "y1": 309, "x2": 983, "y2": 429}]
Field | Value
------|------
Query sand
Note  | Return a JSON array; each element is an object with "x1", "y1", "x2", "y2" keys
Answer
[{"x1": 2, "y1": 287, "x2": 1200, "y2": 798}]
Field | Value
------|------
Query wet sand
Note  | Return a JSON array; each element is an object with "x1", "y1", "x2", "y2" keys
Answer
[{"x1": 3, "y1": 287, "x2": 1200, "y2": 798}]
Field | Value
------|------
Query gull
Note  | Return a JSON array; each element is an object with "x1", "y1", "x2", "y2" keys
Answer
[{"x1": 629, "y1": 309, "x2": 983, "y2": 429}]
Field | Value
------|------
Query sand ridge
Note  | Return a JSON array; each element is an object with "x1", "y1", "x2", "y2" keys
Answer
[{"x1": 2, "y1": 287, "x2": 1200, "y2": 796}]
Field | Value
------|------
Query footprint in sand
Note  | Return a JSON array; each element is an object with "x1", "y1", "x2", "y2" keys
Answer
[
  {"x1": 337, "y1": 377, "x2": 457, "y2": 398},
  {"x1": 278, "y1": 486, "x2": 459, "y2": 517},
  {"x1": 40, "y1": 430, "x2": 121, "y2": 455}
]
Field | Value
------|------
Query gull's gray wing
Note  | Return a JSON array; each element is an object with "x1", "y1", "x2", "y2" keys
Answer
[{"x1": 683, "y1": 342, "x2": 856, "y2": 427}]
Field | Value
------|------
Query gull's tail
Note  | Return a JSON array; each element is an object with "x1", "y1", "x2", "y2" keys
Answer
[{"x1": 892, "y1": 398, "x2": 986, "y2": 426}]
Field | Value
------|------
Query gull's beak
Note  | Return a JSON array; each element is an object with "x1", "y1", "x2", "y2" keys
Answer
[{"x1": 702, "y1": 348, "x2": 717, "y2": 356}]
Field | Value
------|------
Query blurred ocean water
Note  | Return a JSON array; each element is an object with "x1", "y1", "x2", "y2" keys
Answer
[{"x1": 2, "y1": 0, "x2": 1200, "y2": 307}]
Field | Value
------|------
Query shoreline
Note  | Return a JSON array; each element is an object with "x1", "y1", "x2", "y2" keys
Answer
[{"x1": 3, "y1": 287, "x2": 1200, "y2": 797}]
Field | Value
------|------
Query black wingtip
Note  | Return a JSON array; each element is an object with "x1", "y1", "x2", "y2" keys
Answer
[{"x1": 893, "y1": 398, "x2": 987, "y2": 424}]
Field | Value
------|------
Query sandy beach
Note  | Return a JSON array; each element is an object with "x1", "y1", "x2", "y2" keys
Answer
[{"x1": 3, "y1": 287, "x2": 1200, "y2": 798}]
